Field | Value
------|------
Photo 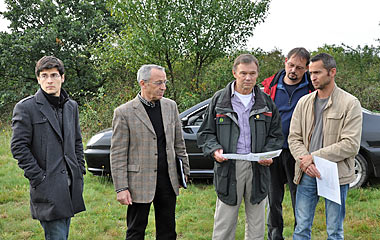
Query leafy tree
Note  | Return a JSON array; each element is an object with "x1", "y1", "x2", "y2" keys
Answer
[
  {"x1": 0, "y1": 0, "x2": 122, "y2": 107},
  {"x1": 101, "y1": 0, "x2": 271, "y2": 99},
  {"x1": 312, "y1": 44, "x2": 380, "y2": 111}
]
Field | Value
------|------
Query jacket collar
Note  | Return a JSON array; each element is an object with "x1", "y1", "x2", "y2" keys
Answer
[
  {"x1": 277, "y1": 70, "x2": 310, "y2": 90},
  {"x1": 35, "y1": 89, "x2": 64, "y2": 140},
  {"x1": 326, "y1": 84, "x2": 338, "y2": 108},
  {"x1": 310, "y1": 83, "x2": 338, "y2": 109},
  {"x1": 131, "y1": 95, "x2": 171, "y2": 136},
  {"x1": 217, "y1": 81, "x2": 267, "y2": 111}
]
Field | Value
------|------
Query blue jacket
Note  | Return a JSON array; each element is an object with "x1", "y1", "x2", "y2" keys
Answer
[{"x1": 262, "y1": 69, "x2": 314, "y2": 148}]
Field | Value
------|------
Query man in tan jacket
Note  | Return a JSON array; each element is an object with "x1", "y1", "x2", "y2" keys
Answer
[
  {"x1": 289, "y1": 53, "x2": 362, "y2": 240},
  {"x1": 110, "y1": 64, "x2": 190, "y2": 239}
]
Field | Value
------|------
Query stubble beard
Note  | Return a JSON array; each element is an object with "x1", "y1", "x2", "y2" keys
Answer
[{"x1": 314, "y1": 78, "x2": 331, "y2": 90}]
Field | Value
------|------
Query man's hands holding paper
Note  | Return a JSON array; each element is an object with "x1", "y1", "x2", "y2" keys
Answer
[
  {"x1": 214, "y1": 148, "x2": 273, "y2": 166},
  {"x1": 213, "y1": 149, "x2": 228, "y2": 162},
  {"x1": 299, "y1": 155, "x2": 321, "y2": 179},
  {"x1": 258, "y1": 158, "x2": 273, "y2": 167}
]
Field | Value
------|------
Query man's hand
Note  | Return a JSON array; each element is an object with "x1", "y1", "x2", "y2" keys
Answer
[
  {"x1": 117, "y1": 190, "x2": 133, "y2": 205},
  {"x1": 213, "y1": 149, "x2": 228, "y2": 162},
  {"x1": 304, "y1": 164, "x2": 321, "y2": 179},
  {"x1": 258, "y1": 158, "x2": 273, "y2": 167},
  {"x1": 299, "y1": 155, "x2": 313, "y2": 172}
]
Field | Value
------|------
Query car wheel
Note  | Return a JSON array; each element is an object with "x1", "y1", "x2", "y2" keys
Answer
[{"x1": 349, "y1": 153, "x2": 369, "y2": 189}]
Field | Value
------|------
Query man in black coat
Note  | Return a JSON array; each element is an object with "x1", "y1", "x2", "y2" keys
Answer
[{"x1": 11, "y1": 56, "x2": 86, "y2": 240}]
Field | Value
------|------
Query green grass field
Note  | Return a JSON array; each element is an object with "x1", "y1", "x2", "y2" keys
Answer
[{"x1": 1, "y1": 128, "x2": 380, "y2": 239}]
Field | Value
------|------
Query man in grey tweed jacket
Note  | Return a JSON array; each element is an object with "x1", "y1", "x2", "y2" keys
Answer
[{"x1": 110, "y1": 64, "x2": 190, "y2": 240}]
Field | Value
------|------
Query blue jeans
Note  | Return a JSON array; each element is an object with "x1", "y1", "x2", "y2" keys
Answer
[
  {"x1": 40, "y1": 218, "x2": 71, "y2": 240},
  {"x1": 293, "y1": 174, "x2": 349, "y2": 240}
]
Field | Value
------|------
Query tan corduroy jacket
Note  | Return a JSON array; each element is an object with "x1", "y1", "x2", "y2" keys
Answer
[{"x1": 289, "y1": 85, "x2": 362, "y2": 185}]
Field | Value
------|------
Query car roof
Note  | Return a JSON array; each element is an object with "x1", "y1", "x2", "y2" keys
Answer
[{"x1": 179, "y1": 98, "x2": 210, "y2": 119}]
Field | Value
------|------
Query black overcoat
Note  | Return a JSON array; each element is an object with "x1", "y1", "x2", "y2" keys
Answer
[{"x1": 11, "y1": 89, "x2": 86, "y2": 221}]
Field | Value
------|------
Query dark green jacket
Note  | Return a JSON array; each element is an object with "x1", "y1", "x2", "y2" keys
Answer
[{"x1": 197, "y1": 82, "x2": 284, "y2": 205}]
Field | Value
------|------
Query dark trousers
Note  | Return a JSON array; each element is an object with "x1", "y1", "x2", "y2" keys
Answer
[
  {"x1": 126, "y1": 176, "x2": 177, "y2": 240},
  {"x1": 267, "y1": 148, "x2": 297, "y2": 240}
]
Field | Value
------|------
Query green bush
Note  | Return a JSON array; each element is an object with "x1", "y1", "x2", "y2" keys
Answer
[
  {"x1": 77, "y1": 75, "x2": 138, "y2": 139},
  {"x1": 313, "y1": 45, "x2": 380, "y2": 111},
  {"x1": 2, "y1": 45, "x2": 379, "y2": 130}
]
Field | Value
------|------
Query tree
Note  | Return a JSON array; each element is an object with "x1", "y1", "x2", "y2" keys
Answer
[
  {"x1": 0, "y1": 0, "x2": 122, "y2": 107},
  {"x1": 102, "y1": 0, "x2": 271, "y2": 98}
]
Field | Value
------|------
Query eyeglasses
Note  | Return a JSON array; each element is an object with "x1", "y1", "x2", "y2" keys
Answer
[
  {"x1": 148, "y1": 80, "x2": 169, "y2": 86},
  {"x1": 39, "y1": 73, "x2": 61, "y2": 80},
  {"x1": 286, "y1": 62, "x2": 306, "y2": 71}
]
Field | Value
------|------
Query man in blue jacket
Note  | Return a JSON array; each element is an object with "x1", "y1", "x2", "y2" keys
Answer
[{"x1": 262, "y1": 47, "x2": 314, "y2": 240}]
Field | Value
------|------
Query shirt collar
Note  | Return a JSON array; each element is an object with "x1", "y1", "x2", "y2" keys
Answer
[
  {"x1": 230, "y1": 81, "x2": 255, "y2": 99},
  {"x1": 138, "y1": 92, "x2": 158, "y2": 108}
]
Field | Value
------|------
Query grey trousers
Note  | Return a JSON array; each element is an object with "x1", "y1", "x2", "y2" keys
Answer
[{"x1": 212, "y1": 160, "x2": 266, "y2": 240}]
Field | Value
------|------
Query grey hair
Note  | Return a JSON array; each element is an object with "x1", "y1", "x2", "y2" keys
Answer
[
  {"x1": 137, "y1": 64, "x2": 165, "y2": 84},
  {"x1": 310, "y1": 53, "x2": 337, "y2": 72}
]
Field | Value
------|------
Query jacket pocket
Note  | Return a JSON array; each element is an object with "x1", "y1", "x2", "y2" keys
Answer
[
  {"x1": 216, "y1": 116, "x2": 232, "y2": 148},
  {"x1": 32, "y1": 118, "x2": 48, "y2": 137},
  {"x1": 325, "y1": 112, "x2": 343, "y2": 136},
  {"x1": 31, "y1": 118, "x2": 48, "y2": 166},
  {"x1": 214, "y1": 161, "x2": 229, "y2": 196},
  {"x1": 32, "y1": 117, "x2": 48, "y2": 126},
  {"x1": 253, "y1": 114, "x2": 271, "y2": 151},
  {"x1": 127, "y1": 164, "x2": 140, "y2": 172},
  {"x1": 339, "y1": 158, "x2": 354, "y2": 178},
  {"x1": 30, "y1": 176, "x2": 50, "y2": 203}
]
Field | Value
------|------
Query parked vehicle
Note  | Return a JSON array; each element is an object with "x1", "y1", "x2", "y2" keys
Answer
[{"x1": 84, "y1": 99, "x2": 380, "y2": 188}]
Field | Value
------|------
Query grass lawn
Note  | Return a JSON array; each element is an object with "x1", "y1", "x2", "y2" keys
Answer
[{"x1": 1, "y1": 128, "x2": 380, "y2": 239}]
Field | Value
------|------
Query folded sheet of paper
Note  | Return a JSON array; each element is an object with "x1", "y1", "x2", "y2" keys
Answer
[
  {"x1": 222, "y1": 149, "x2": 282, "y2": 162},
  {"x1": 314, "y1": 156, "x2": 341, "y2": 205}
]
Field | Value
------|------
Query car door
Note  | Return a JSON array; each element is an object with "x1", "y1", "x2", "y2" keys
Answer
[{"x1": 181, "y1": 104, "x2": 214, "y2": 176}]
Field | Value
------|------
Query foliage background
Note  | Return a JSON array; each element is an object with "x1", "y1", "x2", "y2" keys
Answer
[{"x1": 1, "y1": 1, "x2": 379, "y2": 135}]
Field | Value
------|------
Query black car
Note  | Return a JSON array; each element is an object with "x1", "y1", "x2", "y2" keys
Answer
[{"x1": 84, "y1": 99, "x2": 380, "y2": 188}]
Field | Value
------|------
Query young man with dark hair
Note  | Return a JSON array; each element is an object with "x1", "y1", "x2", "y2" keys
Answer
[{"x1": 11, "y1": 56, "x2": 86, "y2": 239}]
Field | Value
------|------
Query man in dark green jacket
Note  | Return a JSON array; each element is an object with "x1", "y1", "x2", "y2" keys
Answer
[{"x1": 197, "y1": 54, "x2": 284, "y2": 240}]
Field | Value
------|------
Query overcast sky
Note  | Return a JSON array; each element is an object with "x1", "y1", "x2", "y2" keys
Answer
[
  {"x1": 248, "y1": 0, "x2": 380, "y2": 54},
  {"x1": 1, "y1": 0, "x2": 379, "y2": 55}
]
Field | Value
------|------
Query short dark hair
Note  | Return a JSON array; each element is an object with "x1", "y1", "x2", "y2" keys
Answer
[
  {"x1": 35, "y1": 56, "x2": 64, "y2": 78},
  {"x1": 233, "y1": 54, "x2": 259, "y2": 72},
  {"x1": 310, "y1": 53, "x2": 337, "y2": 72},
  {"x1": 287, "y1": 47, "x2": 310, "y2": 66}
]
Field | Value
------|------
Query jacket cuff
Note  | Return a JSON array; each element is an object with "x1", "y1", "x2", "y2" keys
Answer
[{"x1": 116, "y1": 187, "x2": 129, "y2": 193}]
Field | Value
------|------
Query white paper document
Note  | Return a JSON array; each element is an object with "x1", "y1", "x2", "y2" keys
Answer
[
  {"x1": 314, "y1": 156, "x2": 341, "y2": 205},
  {"x1": 222, "y1": 149, "x2": 282, "y2": 162}
]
